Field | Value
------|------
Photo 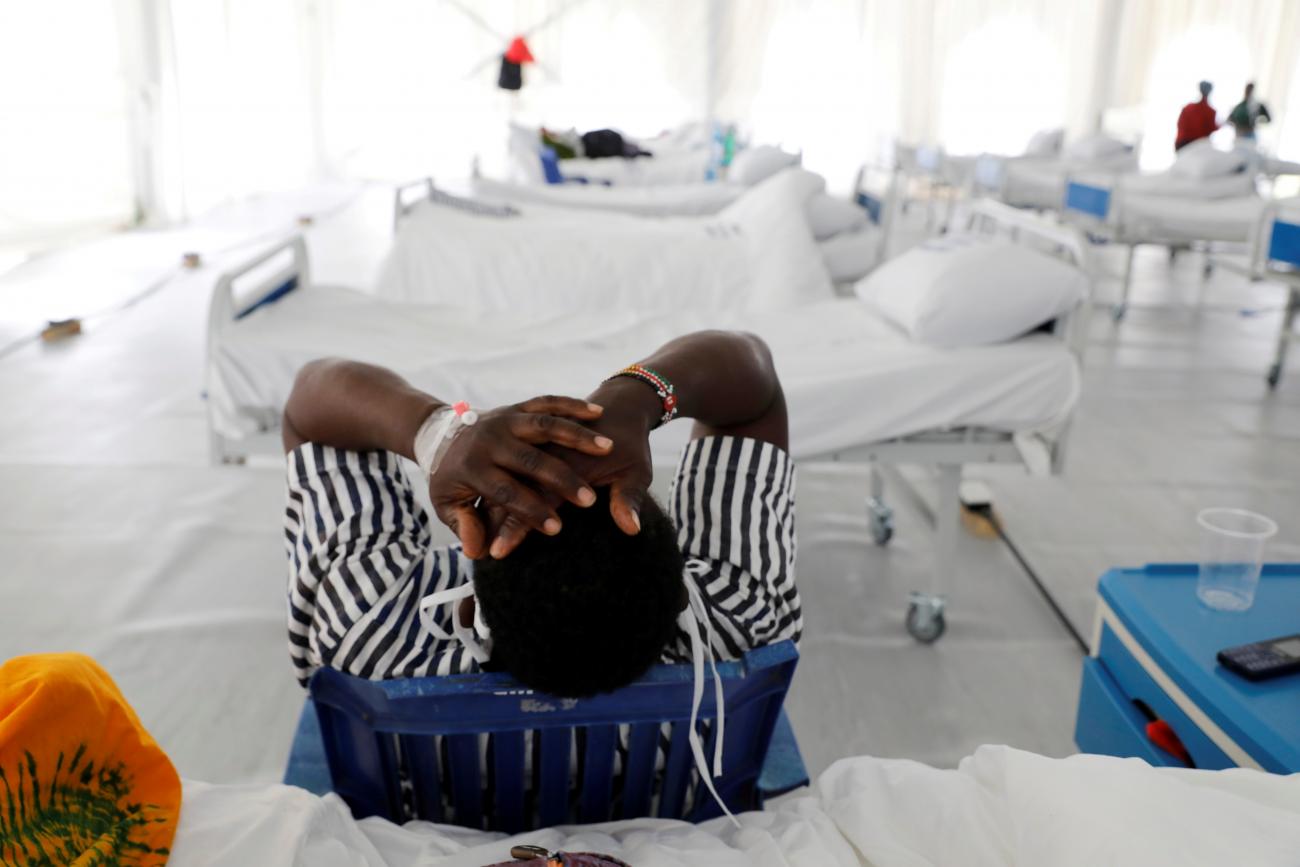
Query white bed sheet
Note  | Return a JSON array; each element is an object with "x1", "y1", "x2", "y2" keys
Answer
[
  {"x1": 1118, "y1": 194, "x2": 1264, "y2": 243},
  {"x1": 550, "y1": 151, "x2": 712, "y2": 186},
  {"x1": 471, "y1": 176, "x2": 746, "y2": 216},
  {"x1": 169, "y1": 745, "x2": 1300, "y2": 867},
  {"x1": 374, "y1": 170, "x2": 832, "y2": 315},
  {"x1": 210, "y1": 293, "x2": 1080, "y2": 460}
]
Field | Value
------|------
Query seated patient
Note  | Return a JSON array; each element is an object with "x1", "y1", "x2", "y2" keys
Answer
[{"x1": 281, "y1": 330, "x2": 799, "y2": 697}]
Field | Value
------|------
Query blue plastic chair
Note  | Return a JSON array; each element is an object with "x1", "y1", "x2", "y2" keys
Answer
[{"x1": 284, "y1": 641, "x2": 806, "y2": 832}]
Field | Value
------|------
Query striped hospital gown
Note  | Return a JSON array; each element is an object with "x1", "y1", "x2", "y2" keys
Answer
[{"x1": 283, "y1": 435, "x2": 800, "y2": 686}]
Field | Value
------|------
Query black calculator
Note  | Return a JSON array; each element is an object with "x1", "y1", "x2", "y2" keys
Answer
[{"x1": 1217, "y1": 634, "x2": 1300, "y2": 682}]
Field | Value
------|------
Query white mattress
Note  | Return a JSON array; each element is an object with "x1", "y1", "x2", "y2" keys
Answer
[
  {"x1": 471, "y1": 175, "x2": 746, "y2": 216},
  {"x1": 209, "y1": 292, "x2": 1080, "y2": 460},
  {"x1": 1118, "y1": 194, "x2": 1264, "y2": 243},
  {"x1": 170, "y1": 745, "x2": 1300, "y2": 866},
  {"x1": 374, "y1": 169, "x2": 832, "y2": 315},
  {"x1": 1120, "y1": 171, "x2": 1258, "y2": 199}
]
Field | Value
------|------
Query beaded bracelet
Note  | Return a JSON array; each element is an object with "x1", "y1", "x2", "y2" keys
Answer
[{"x1": 607, "y1": 364, "x2": 679, "y2": 426}]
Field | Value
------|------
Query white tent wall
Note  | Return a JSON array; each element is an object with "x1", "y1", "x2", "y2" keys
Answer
[
  {"x1": 0, "y1": 2, "x2": 135, "y2": 252},
  {"x1": 1108, "y1": 0, "x2": 1300, "y2": 168},
  {"x1": 7, "y1": 0, "x2": 1300, "y2": 239}
]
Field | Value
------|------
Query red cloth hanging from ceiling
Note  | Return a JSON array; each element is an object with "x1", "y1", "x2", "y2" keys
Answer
[{"x1": 505, "y1": 36, "x2": 534, "y2": 64}]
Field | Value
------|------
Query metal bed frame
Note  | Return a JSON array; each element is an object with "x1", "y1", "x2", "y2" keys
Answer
[
  {"x1": 393, "y1": 177, "x2": 436, "y2": 232},
  {"x1": 851, "y1": 163, "x2": 904, "y2": 267},
  {"x1": 206, "y1": 236, "x2": 310, "y2": 465},
  {"x1": 1060, "y1": 172, "x2": 1283, "y2": 322},
  {"x1": 1206, "y1": 201, "x2": 1300, "y2": 389}
]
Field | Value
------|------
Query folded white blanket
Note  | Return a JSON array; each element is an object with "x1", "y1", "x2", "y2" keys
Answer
[{"x1": 169, "y1": 746, "x2": 1300, "y2": 867}]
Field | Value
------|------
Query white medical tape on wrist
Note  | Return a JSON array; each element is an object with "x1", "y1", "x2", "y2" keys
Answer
[{"x1": 413, "y1": 403, "x2": 477, "y2": 480}]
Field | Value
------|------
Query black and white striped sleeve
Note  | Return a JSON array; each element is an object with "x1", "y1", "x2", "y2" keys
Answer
[
  {"x1": 666, "y1": 436, "x2": 801, "y2": 662},
  {"x1": 283, "y1": 444, "x2": 471, "y2": 685}
]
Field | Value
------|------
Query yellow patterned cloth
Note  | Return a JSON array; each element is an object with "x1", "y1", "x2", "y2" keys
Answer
[{"x1": 0, "y1": 654, "x2": 180, "y2": 866}]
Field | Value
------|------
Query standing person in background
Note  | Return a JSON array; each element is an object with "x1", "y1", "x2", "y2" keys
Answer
[
  {"x1": 1175, "y1": 81, "x2": 1219, "y2": 151},
  {"x1": 1228, "y1": 82, "x2": 1271, "y2": 142}
]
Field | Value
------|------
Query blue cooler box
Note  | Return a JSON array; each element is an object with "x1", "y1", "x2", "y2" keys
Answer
[{"x1": 1075, "y1": 563, "x2": 1300, "y2": 773}]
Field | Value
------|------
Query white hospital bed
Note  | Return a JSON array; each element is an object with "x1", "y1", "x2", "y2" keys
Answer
[
  {"x1": 1061, "y1": 172, "x2": 1277, "y2": 320},
  {"x1": 376, "y1": 169, "x2": 834, "y2": 314},
  {"x1": 205, "y1": 201, "x2": 1088, "y2": 641}
]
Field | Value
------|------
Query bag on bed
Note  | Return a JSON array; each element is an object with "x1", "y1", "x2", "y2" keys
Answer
[{"x1": 855, "y1": 234, "x2": 1086, "y2": 347}]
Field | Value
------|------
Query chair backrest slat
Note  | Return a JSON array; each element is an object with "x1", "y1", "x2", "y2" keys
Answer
[
  {"x1": 446, "y1": 734, "x2": 483, "y2": 828},
  {"x1": 656, "y1": 721, "x2": 695, "y2": 819},
  {"x1": 308, "y1": 641, "x2": 799, "y2": 830},
  {"x1": 492, "y1": 731, "x2": 527, "y2": 833},
  {"x1": 401, "y1": 734, "x2": 444, "y2": 823},
  {"x1": 536, "y1": 728, "x2": 572, "y2": 828},
  {"x1": 577, "y1": 725, "x2": 619, "y2": 824},
  {"x1": 620, "y1": 722, "x2": 661, "y2": 819}
]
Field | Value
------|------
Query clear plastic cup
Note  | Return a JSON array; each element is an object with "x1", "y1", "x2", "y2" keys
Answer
[{"x1": 1196, "y1": 508, "x2": 1278, "y2": 612}]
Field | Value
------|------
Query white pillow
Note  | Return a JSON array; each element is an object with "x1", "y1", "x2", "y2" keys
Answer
[
  {"x1": 1064, "y1": 133, "x2": 1129, "y2": 163},
  {"x1": 804, "y1": 193, "x2": 868, "y2": 240},
  {"x1": 729, "y1": 145, "x2": 800, "y2": 186},
  {"x1": 1170, "y1": 141, "x2": 1249, "y2": 179},
  {"x1": 819, "y1": 226, "x2": 881, "y2": 283},
  {"x1": 854, "y1": 235, "x2": 1087, "y2": 347},
  {"x1": 1025, "y1": 128, "x2": 1064, "y2": 157}
]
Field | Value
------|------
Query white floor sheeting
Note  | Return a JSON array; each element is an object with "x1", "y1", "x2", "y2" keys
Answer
[{"x1": 1, "y1": 187, "x2": 1298, "y2": 790}]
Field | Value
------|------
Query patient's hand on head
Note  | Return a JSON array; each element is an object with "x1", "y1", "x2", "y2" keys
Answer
[{"x1": 473, "y1": 487, "x2": 685, "y2": 698}]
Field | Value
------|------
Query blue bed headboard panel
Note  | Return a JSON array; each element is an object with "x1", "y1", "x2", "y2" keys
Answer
[
  {"x1": 235, "y1": 274, "x2": 299, "y2": 320},
  {"x1": 1065, "y1": 182, "x2": 1111, "y2": 220},
  {"x1": 1268, "y1": 219, "x2": 1300, "y2": 269},
  {"x1": 856, "y1": 191, "x2": 883, "y2": 225}
]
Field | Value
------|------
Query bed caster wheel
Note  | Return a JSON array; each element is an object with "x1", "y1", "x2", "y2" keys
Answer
[
  {"x1": 1267, "y1": 364, "x2": 1282, "y2": 390},
  {"x1": 867, "y1": 498, "x2": 894, "y2": 546},
  {"x1": 905, "y1": 593, "x2": 946, "y2": 643},
  {"x1": 1110, "y1": 303, "x2": 1127, "y2": 323}
]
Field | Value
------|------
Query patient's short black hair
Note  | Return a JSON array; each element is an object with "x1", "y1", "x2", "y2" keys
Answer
[{"x1": 474, "y1": 488, "x2": 685, "y2": 698}]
